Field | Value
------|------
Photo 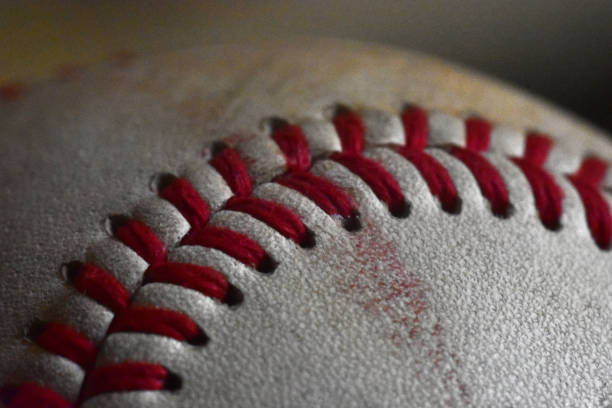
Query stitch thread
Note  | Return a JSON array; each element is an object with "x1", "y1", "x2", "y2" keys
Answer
[
  {"x1": 464, "y1": 117, "x2": 492, "y2": 152},
  {"x1": 333, "y1": 106, "x2": 365, "y2": 154},
  {"x1": 568, "y1": 157, "x2": 612, "y2": 248},
  {"x1": 108, "y1": 306, "x2": 208, "y2": 346},
  {"x1": 144, "y1": 262, "x2": 243, "y2": 306},
  {"x1": 275, "y1": 171, "x2": 361, "y2": 231},
  {"x1": 330, "y1": 152, "x2": 410, "y2": 217},
  {"x1": 511, "y1": 133, "x2": 564, "y2": 230},
  {"x1": 81, "y1": 362, "x2": 179, "y2": 401},
  {"x1": 270, "y1": 118, "x2": 312, "y2": 173},
  {"x1": 224, "y1": 196, "x2": 315, "y2": 247},
  {"x1": 450, "y1": 147, "x2": 511, "y2": 217},
  {"x1": 111, "y1": 217, "x2": 167, "y2": 265},
  {"x1": 397, "y1": 105, "x2": 462, "y2": 214},
  {"x1": 29, "y1": 322, "x2": 97, "y2": 370},
  {"x1": 0, "y1": 382, "x2": 71, "y2": 408},
  {"x1": 209, "y1": 147, "x2": 253, "y2": 197},
  {"x1": 159, "y1": 176, "x2": 211, "y2": 230},
  {"x1": 181, "y1": 225, "x2": 277, "y2": 273},
  {"x1": 65, "y1": 262, "x2": 130, "y2": 314}
]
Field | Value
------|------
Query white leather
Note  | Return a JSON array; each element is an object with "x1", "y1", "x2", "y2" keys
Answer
[{"x1": 1, "y1": 39, "x2": 611, "y2": 407}]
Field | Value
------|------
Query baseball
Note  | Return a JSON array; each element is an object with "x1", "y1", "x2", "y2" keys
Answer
[{"x1": 1, "y1": 39, "x2": 611, "y2": 407}]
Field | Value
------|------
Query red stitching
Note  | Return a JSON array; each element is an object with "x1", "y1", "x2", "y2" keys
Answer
[
  {"x1": 330, "y1": 152, "x2": 409, "y2": 217},
  {"x1": 400, "y1": 105, "x2": 429, "y2": 151},
  {"x1": 399, "y1": 149, "x2": 461, "y2": 213},
  {"x1": 108, "y1": 306, "x2": 207, "y2": 345},
  {"x1": 159, "y1": 177, "x2": 211, "y2": 230},
  {"x1": 144, "y1": 262, "x2": 237, "y2": 304},
  {"x1": 511, "y1": 133, "x2": 564, "y2": 230},
  {"x1": 450, "y1": 147, "x2": 511, "y2": 216},
  {"x1": 275, "y1": 171, "x2": 360, "y2": 229},
  {"x1": 182, "y1": 225, "x2": 274, "y2": 272},
  {"x1": 112, "y1": 218, "x2": 167, "y2": 265},
  {"x1": 568, "y1": 157, "x2": 612, "y2": 248},
  {"x1": 0, "y1": 382, "x2": 71, "y2": 408},
  {"x1": 512, "y1": 157, "x2": 564, "y2": 230},
  {"x1": 464, "y1": 117, "x2": 492, "y2": 152},
  {"x1": 571, "y1": 156, "x2": 608, "y2": 185},
  {"x1": 270, "y1": 120, "x2": 311, "y2": 172},
  {"x1": 67, "y1": 262, "x2": 130, "y2": 314},
  {"x1": 333, "y1": 106, "x2": 365, "y2": 154},
  {"x1": 209, "y1": 147, "x2": 253, "y2": 197},
  {"x1": 81, "y1": 362, "x2": 176, "y2": 401},
  {"x1": 9, "y1": 105, "x2": 612, "y2": 405},
  {"x1": 31, "y1": 322, "x2": 97, "y2": 370},
  {"x1": 224, "y1": 196, "x2": 314, "y2": 247},
  {"x1": 398, "y1": 106, "x2": 461, "y2": 213},
  {"x1": 523, "y1": 132, "x2": 553, "y2": 167}
]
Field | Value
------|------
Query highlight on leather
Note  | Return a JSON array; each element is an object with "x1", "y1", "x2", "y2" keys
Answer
[{"x1": 7, "y1": 103, "x2": 611, "y2": 405}]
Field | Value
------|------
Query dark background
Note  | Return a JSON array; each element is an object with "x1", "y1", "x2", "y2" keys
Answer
[{"x1": 2, "y1": 1, "x2": 611, "y2": 132}]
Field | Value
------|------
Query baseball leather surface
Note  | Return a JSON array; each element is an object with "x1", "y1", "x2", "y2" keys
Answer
[{"x1": 1, "y1": 38, "x2": 612, "y2": 407}]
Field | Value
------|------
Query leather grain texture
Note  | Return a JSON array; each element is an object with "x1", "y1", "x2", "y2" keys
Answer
[{"x1": 1, "y1": 38, "x2": 611, "y2": 407}]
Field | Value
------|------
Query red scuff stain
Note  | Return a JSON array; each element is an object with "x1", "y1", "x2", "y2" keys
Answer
[
  {"x1": 343, "y1": 220, "x2": 428, "y2": 341},
  {"x1": 55, "y1": 64, "x2": 85, "y2": 81},
  {"x1": 0, "y1": 82, "x2": 25, "y2": 102},
  {"x1": 339, "y1": 220, "x2": 471, "y2": 403}
]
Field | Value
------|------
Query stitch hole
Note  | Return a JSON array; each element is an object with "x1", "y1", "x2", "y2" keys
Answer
[
  {"x1": 342, "y1": 211, "x2": 362, "y2": 232},
  {"x1": 223, "y1": 284, "x2": 245, "y2": 307},
  {"x1": 151, "y1": 172, "x2": 177, "y2": 193},
  {"x1": 331, "y1": 103, "x2": 352, "y2": 118},
  {"x1": 23, "y1": 318, "x2": 46, "y2": 343},
  {"x1": 59, "y1": 260, "x2": 85, "y2": 283},
  {"x1": 210, "y1": 141, "x2": 229, "y2": 156},
  {"x1": 299, "y1": 228, "x2": 316, "y2": 249},
  {"x1": 544, "y1": 220, "x2": 563, "y2": 232},
  {"x1": 164, "y1": 371, "x2": 183, "y2": 392},
  {"x1": 493, "y1": 203, "x2": 515, "y2": 219},
  {"x1": 257, "y1": 254, "x2": 278, "y2": 274},
  {"x1": 102, "y1": 214, "x2": 131, "y2": 236},
  {"x1": 189, "y1": 329, "x2": 209, "y2": 346},
  {"x1": 442, "y1": 197, "x2": 463, "y2": 215},
  {"x1": 390, "y1": 199, "x2": 412, "y2": 219},
  {"x1": 261, "y1": 116, "x2": 290, "y2": 133}
]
